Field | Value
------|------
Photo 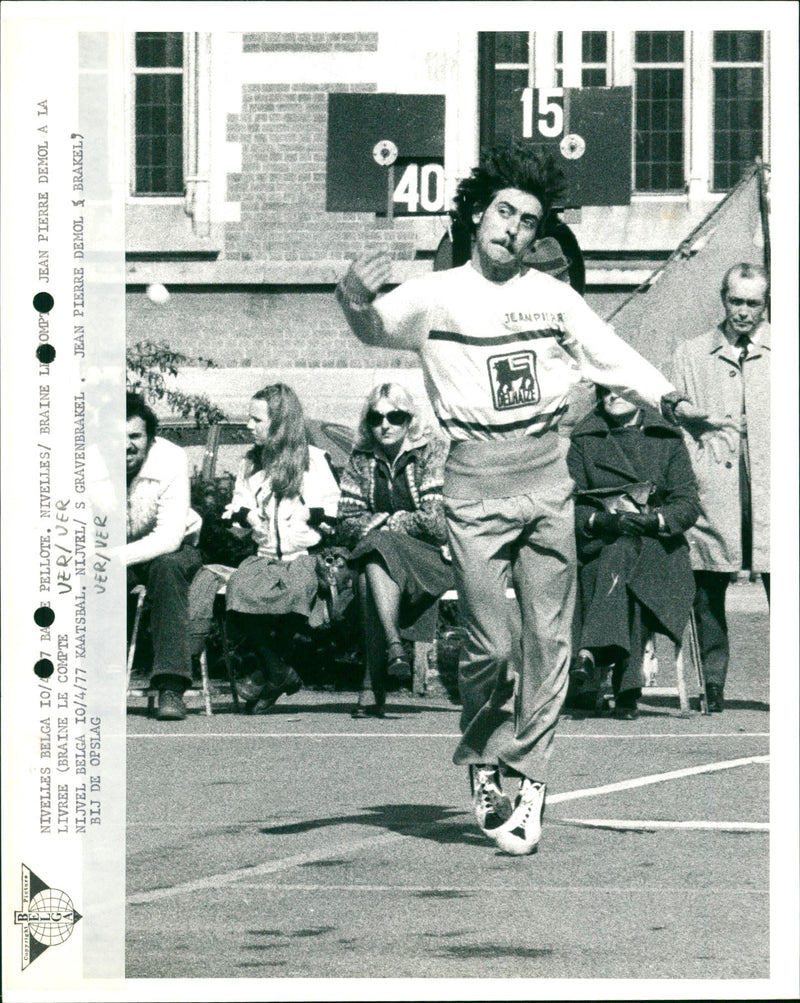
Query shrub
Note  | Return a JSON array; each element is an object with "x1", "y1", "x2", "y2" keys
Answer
[{"x1": 127, "y1": 340, "x2": 227, "y2": 426}]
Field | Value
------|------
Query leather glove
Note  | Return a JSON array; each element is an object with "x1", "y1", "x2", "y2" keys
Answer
[
  {"x1": 588, "y1": 511, "x2": 625, "y2": 537},
  {"x1": 616, "y1": 512, "x2": 660, "y2": 537}
]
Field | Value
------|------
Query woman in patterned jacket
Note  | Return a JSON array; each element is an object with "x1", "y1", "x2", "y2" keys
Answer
[{"x1": 338, "y1": 383, "x2": 454, "y2": 718}]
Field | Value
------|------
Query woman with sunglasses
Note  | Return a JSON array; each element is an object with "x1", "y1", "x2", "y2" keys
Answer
[
  {"x1": 223, "y1": 383, "x2": 340, "y2": 713},
  {"x1": 338, "y1": 383, "x2": 453, "y2": 718}
]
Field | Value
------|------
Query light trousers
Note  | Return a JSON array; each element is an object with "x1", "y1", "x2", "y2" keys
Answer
[{"x1": 445, "y1": 475, "x2": 576, "y2": 781}]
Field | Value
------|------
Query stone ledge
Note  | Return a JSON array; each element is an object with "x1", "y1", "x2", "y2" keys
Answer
[
  {"x1": 126, "y1": 259, "x2": 430, "y2": 287},
  {"x1": 125, "y1": 260, "x2": 652, "y2": 289},
  {"x1": 147, "y1": 365, "x2": 434, "y2": 430}
]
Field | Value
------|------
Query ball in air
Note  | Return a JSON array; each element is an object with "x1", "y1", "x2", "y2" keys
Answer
[{"x1": 146, "y1": 283, "x2": 170, "y2": 305}]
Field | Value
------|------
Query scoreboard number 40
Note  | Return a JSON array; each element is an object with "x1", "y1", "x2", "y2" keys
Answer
[{"x1": 392, "y1": 162, "x2": 446, "y2": 213}]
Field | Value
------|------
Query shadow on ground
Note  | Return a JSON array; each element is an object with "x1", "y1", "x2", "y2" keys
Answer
[
  {"x1": 261, "y1": 802, "x2": 486, "y2": 847},
  {"x1": 126, "y1": 698, "x2": 456, "y2": 718}
]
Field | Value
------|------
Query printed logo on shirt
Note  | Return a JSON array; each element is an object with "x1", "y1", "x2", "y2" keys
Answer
[
  {"x1": 487, "y1": 351, "x2": 540, "y2": 411},
  {"x1": 503, "y1": 311, "x2": 564, "y2": 329}
]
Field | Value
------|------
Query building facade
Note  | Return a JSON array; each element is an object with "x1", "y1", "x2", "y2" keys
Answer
[{"x1": 125, "y1": 29, "x2": 770, "y2": 420}]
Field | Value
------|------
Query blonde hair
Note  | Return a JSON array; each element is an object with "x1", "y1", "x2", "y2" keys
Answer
[{"x1": 355, "y1": 382, "x2": 427, "y2": 451}]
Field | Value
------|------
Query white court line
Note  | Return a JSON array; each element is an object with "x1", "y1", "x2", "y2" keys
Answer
[
  {"x1": 127, "y1": 754, "x2": 768, "y2": 906},
  {"x1": 128, "y1": 832, "x2": 407, "y2": 905},
  {"x1": 558, "y1": 819, "x2": 768, "y2": 832},
  {"x1": 229, "y1": 882, "x2": 768, "y2": 893},
  {"x1": 126, "y1": 731, "x2": 769, "y2": 740},
  {"x1": 547, "y1": 754, "x2": 768, "y2": 804}
]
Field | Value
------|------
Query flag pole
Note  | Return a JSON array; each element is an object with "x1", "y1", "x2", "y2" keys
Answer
[
  {"x1": 605, "y1": 163, "x2": 761, "y2": 323},
  {"x1": 756, "y1": 158, "x2": 771, "y2": 319}
]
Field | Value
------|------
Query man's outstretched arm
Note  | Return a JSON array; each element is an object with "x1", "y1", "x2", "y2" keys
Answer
[{"x1": 336, "y1": 252, "x2": 429, "y2": 352}]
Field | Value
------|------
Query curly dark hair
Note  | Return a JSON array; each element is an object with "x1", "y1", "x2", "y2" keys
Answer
[
  {"x1": 451, "y1": 142, "x2": 565, "y2": 239},
  {"x1": 126, "y1": 391, "x2": 158, "y2": 441}
]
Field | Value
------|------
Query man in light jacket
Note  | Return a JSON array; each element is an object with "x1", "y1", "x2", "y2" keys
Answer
[
  {"x1": 671, "y1": 262, "x2": 770, "y2": 712},
  {"x1": 125, "y1": 393, "x2": 203, "y2": 720}
]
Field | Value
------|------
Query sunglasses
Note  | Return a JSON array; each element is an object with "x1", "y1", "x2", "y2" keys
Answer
[{"x1": 366, "y1": 409, "x2": 411, "y2": 428}]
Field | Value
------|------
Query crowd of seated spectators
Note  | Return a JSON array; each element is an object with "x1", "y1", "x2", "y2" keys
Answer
[{"x1": 125, "y1": 376, "x2": 701, "y2": 723}]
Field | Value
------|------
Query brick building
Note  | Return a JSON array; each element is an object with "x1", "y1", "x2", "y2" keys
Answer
[{"x1": 126, "y1": 28, "x2": 770, "y2": 423}]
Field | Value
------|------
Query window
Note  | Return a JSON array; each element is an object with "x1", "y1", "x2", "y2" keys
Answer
[
  {"x1": 133, "y1": 32, "x2": 184, "y2": 196},
  {"x1": 476, "y1": 31, "x2": 769, "y2": 200},
  {"x1": 712, "y1": 31, "x2": 764, "y2": 191},
  {"x1": 555, "y1": 32, "x2": 609, "y2": 87},
  {"x1": 633, "y1": 31, "x2": 685, "y2": 192},
  {"x1": 480, "y1": 32, "x2": 613, "y2": 148},
  {"x1": 478, "y1": 32, "x2": 530, "y2": 149}
]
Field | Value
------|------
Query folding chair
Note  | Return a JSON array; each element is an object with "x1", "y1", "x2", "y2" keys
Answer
[
  {"x1": 635, "y1": 610, "x2": 709, "y2": 715},
  {"x1": 126, "y1": 584, "x2": 215, "y2": 716}
]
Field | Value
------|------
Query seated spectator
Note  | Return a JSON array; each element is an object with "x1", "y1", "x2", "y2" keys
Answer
[
  {"x1": 337, "y1": 383, "x2": 454, "y2": 718},
  {"x1": 566, "y1": 387, "x2": 700, "y2": 719},
  {"x1": 125, "y1": 393, "x2": 203, "y2": 721},
  {"x1": 224, "y1": 384, "x2": 340, "y2": 714}
]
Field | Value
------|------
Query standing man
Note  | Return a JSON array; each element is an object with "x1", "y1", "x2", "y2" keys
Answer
[
  {"x1": 336, "y1": 143, "x2": 727, "y2": 855},
  {"x1": 672, "y1": 263, "x2": 770, "y2": 712},
  {"x1": 125, "y1": 393, "x2": 203, "y2": 720}
]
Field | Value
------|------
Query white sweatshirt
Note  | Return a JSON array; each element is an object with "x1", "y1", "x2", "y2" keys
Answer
[{"x1": 338, "y1": 263, "x2": 674, "y2": 442}]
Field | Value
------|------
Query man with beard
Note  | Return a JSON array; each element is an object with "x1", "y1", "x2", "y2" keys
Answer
[{"x1": 125, "y1": 392, "x2": 202, "y2": 720}]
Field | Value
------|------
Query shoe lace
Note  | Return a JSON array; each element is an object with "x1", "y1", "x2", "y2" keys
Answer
[
  {"x1": 515, "y1": 782, "x2": 544, "y2": 824},
  {"x1": 476, "y1": 776, "x2": 511, "y2": 824}
]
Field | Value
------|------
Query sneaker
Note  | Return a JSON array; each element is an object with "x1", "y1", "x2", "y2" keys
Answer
[
  {"x1": 492, "y1": 779, "x2": 546, "y2": 855},
  {"x1": 470, "y1": 765, "x2": 513, "y2": 832},
  {"x1": 156, "y1": 689, "x2": 187, "y2": 721}
]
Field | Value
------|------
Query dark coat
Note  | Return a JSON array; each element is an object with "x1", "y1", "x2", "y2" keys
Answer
[{"x1": 566, "y1": 404, "x2": 700, "y2": 644}]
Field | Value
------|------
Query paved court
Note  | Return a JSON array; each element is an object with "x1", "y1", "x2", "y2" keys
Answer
[{"x1": 126, "y1": 582, "x2": 770, "y2": 982}]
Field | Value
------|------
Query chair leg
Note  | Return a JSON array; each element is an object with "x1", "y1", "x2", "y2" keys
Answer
[
  {"x1": 673, "y1": 642, "x2": 691, "y2": 715},
  {"x1": 199, "y1": 649, "x2": 213, "y2": 716},
  {"x1": 127, "y1": 586, "x2": 147, "y2": 688},
  {"x1": 687, "y1": 609, "x2": 709, "y2": 715},
  {"x1": 641, "y1": 633, "x2": 659, "y2": 687},
  {"x1": 413, "y1": 641, "x2": 433, "y2": 695},
  {"x1": 220, "y1": 615, "x2": 240, "y2": 711}
]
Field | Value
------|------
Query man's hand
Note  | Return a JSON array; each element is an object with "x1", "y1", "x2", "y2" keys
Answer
[
  {"x1": 702, "y1": 429, "x2": 739, "y2": 463},
  {"x1": 674, "y1": 400, "x2": 737, "y2": 437},
  {"x1": 674, "y1": 401, "x2": 739, "y2": 462},
  {"x1": 340, "y1": 252, "x2": 393, "y2": 305}
]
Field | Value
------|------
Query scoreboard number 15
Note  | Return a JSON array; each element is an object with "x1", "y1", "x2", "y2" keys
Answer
[{"x1": 521, "y1": 87, "x2": 564, "y2": 139}]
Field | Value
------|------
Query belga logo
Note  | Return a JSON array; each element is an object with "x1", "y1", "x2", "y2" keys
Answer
[
  {"x1": 488, "y1": 351, "x2": 540, "y2": 410},
  {"x1": 14, "y1": 864, "x2": 81, "y2": 970}
]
